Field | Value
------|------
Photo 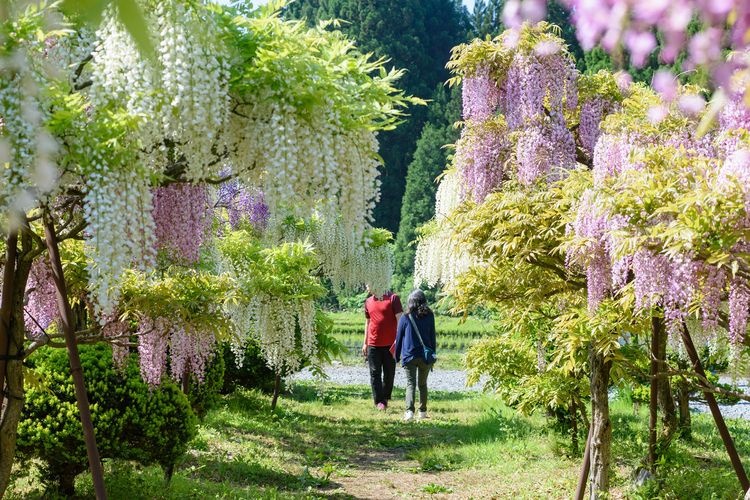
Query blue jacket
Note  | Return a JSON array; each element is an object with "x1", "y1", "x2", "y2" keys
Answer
[{"x1": 394, "y1": 312, "x2": 436, "y2": 366}]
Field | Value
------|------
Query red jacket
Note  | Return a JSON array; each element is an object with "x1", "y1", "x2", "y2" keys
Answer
[{"x1": 364, "y1": 292, "x2": 403, "y2": 346}]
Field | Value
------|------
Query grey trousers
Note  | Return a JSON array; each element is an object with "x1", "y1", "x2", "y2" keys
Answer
[{"x1": 404, "y1": 358, "x2": 430, "y2": 412}]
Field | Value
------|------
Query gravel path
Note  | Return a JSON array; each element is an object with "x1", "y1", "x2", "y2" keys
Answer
[
  {"x1": 690, "y1": 376, "x2": 750, "y2": 420},
  {"x1": 292, "y1": 364, "x2": 750, "y2": 419},
  {"x1": 290, "y1": 362, "x2": 486, "y2": 392}
]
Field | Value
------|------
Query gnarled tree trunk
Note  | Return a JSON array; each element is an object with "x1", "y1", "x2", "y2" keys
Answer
[
  {"x1": 648, "y1": 316, "x2": 678, "y2": 469},
  {"x1": 677, "y1": 380, "x2": 691, "y2": 439},
  {"x1": 0, "y1": 227, "x2": 33, "y2": 496},
  {"x1": 589, "y1": 348, "x2": 612, "y2": 499}
]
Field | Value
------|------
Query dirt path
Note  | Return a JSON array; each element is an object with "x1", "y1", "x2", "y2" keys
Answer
[{"x1": 325, "y1": 448, "x2": 512, "y2": 499}]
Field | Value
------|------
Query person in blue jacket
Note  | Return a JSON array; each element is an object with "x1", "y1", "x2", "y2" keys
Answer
[{"x1": 394, "y1": 289, "x2": 437, "y2": 422}]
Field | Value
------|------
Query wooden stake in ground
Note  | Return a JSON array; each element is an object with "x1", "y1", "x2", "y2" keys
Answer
[
  {"x1": 680, "y1": 322, "x2": 749, "y2": 493},
  {"x1": 574, "y1": 426, "x2": 592, "y2": 500},
  {"x1": 648, "y1": 316, "x2": 659, "y2": 469},
  {"x1": 588, "y1": 348, "x2": 612, "y2": 499},
  {"x1": 43, "y1": 214, "x2": 107, "y2": 500}
]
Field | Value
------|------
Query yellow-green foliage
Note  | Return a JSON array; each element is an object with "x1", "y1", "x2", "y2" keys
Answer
[
  {"x1": 218, "y1": 230, "x2": 325, "y2": 301},
  {"x1": 120, "y1": 268, "x2": 236, "y2": 341},
  {"x1": 577, "y1": 71, "x2": 624, "y2": 105},
  {"x1": 228, "y1": 6, "x2": 421, "y2": 131},
  {"x1": 600, "y1": 83, "x2": 704, "y2": 138},
  {"x1": 446, "y1": 22, "x2": 574, "y2": 86}
]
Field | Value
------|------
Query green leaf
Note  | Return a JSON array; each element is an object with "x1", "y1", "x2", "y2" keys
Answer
[{"x1": 115, "y1": 0, "x2": 154, "y2": 59}]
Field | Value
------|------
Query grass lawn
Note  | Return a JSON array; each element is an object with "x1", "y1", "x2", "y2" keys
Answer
[
  {"x1": 329, "y1": 311, "x2": 492, "y2": 370},
  {"x1": 8, "y1": 383, "x2": 750, "y2": 499}
]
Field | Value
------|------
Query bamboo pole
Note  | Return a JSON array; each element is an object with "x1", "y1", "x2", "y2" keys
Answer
[
  {"x1": 43, "y1": 215, "x2": 107, "y2": 499},
  {"x1": 680, "y1": 323, "x2": 749, "y2": 492}
]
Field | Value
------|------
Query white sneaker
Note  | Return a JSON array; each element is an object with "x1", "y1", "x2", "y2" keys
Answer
[
  {"x1": 403, "y1": 410, "x2": 414, "y2": 422},
  {"x1": 418, "y1": 411, "x2": 429, "y2": 420}
]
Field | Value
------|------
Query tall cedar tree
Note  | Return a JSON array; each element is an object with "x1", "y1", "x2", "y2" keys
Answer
[
  {"x1": 394, "y1": 85, "x2": 462, "y2": 280},
  {"x1": 284, "y1": 0, "x2": 470, "y2": 233}
]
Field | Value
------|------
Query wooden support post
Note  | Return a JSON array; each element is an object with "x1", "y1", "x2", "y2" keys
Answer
[
  {"x1": 574, "y1": 425, "x2": 592, "y2": 500},
  {"x1": 43, "y1": 215, "x2": 107, "y2": 500},
  {"x1": 648, "y1": 316, "x2": 659, "y2": 469},
  {"x1": 680, "y1": 323, "x2": 749, "y2": 493}
]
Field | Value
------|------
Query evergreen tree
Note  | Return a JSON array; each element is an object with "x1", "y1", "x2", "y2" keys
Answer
[
  {"x1": 393, "y1": 85, "x2": 462, "y2": 280},
  {"x1": 284, "y1": 0, "x2": 469, "y2": 233}
]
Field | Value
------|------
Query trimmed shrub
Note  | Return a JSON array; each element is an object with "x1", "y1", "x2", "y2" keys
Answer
[{"x1": 17, "y1": 344, "x2": 197, "y2": 495}]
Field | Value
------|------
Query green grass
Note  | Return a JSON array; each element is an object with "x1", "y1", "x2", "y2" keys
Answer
[
  {"x1": 7, "y1": 384, "x2": 750, "y2": 499},
  {"x1": 329, "y1": 311, "x2": 493, "y2": 338}
]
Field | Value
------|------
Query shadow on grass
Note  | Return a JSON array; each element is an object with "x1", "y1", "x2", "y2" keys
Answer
[
  {"x1": 187, "y1": 457, "x2": 300, "y2": 488},
  {"x1": 202, "y1": 383, "x2": 537, "y2": 478},
  {"x1": 285, "y1": 383, "x2": 477, "y2": 404},
  {"x1": 73, "y1": 460, "x2": 357, "y2": 500}
]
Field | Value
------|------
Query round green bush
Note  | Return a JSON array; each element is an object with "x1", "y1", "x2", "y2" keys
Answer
[{"x1": 17, "y1": 344, "x2": 197, "y2": 495}]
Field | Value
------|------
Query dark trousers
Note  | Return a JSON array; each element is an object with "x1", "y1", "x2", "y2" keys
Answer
[
  {"x1": 404, "y1": 358, "x2": 430, "y2": 412},
  {"x1": 367, "y1": 346, "x2": 395, "y2": 405}
]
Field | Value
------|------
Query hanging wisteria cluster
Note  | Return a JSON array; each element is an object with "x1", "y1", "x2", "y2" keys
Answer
[
  {"x1": 23, "y1": 257, "x2": 58, "y2": 336},
  {"x1": 216, "y1": 177, "x2": 270, "y2": 232},
  {"x1": 219, "y1": 235, "x2": 324, "y2": 375},
  {"x1": 416, "y1": 24, "x2": 579, "y2": 286},
  {"x1": 502, "y1": 0, "x2": 750, "y2": 95},
  {"x1": 448, "y1": 23, "x2": 578, "y2": 200},
  {"x1": 90, "y1": 0, "x2": 230, "y2": 178},
  {"x1": 0, "y1": 7, "x2": 60, "y2": 222},
  {"x1": 298, "y1": 216, "x2": 394, "y2": 296},
  {"x1": 414, "y1": 170, "x2": 474, "y2": 287},
  {"x1": 83, "y1": 147, "x2": 156, "y2": 316},
  {"x1": 227, "y1": 101, "x2": 381, "y2": 242},
  {"x1": 152, "y1": 183, "x2": 211, "y2": 264},
  {"x1": 227, "y1": 296, "x2": 317, "y2": 374},
  {"x1": 115, "y1": 268, "x2": 234, "y2": 385}
]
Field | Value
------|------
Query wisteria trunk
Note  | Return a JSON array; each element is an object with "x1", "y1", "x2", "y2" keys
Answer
[
  {"x1": 588, "y1": 348, "x2": 612, "y2": 499},
  {"x1": 271, "y1": 373, "x2": 281, "y2": 411},
  {"x1": 648, "y1": 315, "x2": 677, "y2": 468},
  {"x1": 0, "y1": 228, "x2": 32, "y2": 497},
  {"x1": 677, "y1": 380, "x2": 691, "y2": 439},
  {"x1": 571, "y1": 397, "x2": 579, "y2": 455}
]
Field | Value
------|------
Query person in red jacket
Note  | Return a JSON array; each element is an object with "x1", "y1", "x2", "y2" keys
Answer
[{"x1": 362, "y1": 285, "x2": 403, "y2": 410}]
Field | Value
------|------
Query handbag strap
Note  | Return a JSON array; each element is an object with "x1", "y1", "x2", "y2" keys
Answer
[{"x1": 407, "y1": 313, "x2": 428, "y2": 349}]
